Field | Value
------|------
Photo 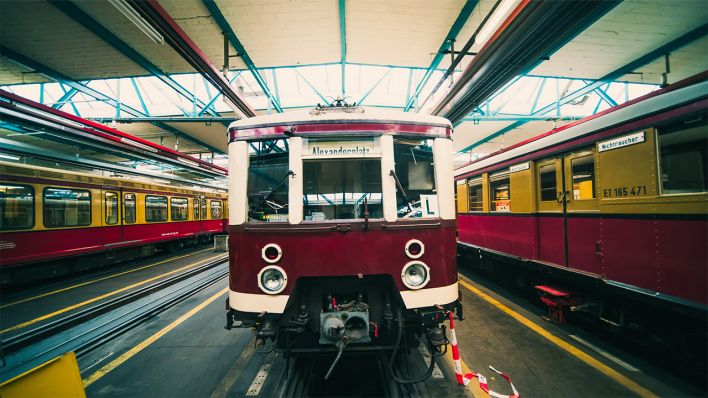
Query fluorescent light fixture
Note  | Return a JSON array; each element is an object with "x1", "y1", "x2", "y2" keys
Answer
[
  {"x1": 178, "y1": 157, "x2": 199, "y2": 167},
  {"x1": 0, "y1": 153, "x2": 20, "y2": 161},
  {"x1": 151, "y1": 178, "x2": 170, "y2": 185},
  {"x1": 14, "y1": 103, "x2": 85, "y2": 129},
  {"x1": 120, "y1": 137, "x2": 159, "y2": 153},
  {"x1": 475, "y1": 0, "x2": 520, "y2": 45},
  {"x1": 109, "y1": 0, "x2": 164, "y2": 44}
]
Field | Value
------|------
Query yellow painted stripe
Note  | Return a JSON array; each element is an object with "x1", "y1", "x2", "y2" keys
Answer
[
  {"x1": 0, "y1": 253, "x2": 227, "y2": 334},
  {"x1": 457, "y1": 275, "x2": 659, "y2": 398},
  {"x1": 0, "y1": 248, "x2": 212, "y2": 310},
  {"x1": 83, "y1": 287, "x2": 228, "y2": 387},
  {"x1": 442, "y1": 345, "x2": 485, "y2": 397}
]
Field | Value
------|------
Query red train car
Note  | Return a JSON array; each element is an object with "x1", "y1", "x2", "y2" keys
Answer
[
  {"x1": 0, "y1": 161, "x2": 228, "y2": 284},
  {"x1": 455, "y1": 74, "x2": 707, "y2": 346},
  {"x1": 225, "y1": 104, "x2": 460, "y2": 377}
]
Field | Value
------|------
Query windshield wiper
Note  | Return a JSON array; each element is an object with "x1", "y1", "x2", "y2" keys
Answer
[
  {"x1": 253, "y1": 170, "x2": 294, "y2": 213},
  {"x1": 389, "y1": 170, "x2": 413, "y2": 213}
]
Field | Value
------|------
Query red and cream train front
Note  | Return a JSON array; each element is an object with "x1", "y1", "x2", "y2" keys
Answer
[{"x1": 225, "y1": 106, "x2": 460, "y2": 356}]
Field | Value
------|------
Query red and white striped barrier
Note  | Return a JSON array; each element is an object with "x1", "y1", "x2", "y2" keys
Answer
[
  {"x1": 477, "y1": 366, "x2": 520, "y2": 398},
  {"x1": 447, "y1": 312, "x2": 520, "y2": 397},
  {"x1": 448, "y1": 312, "x2": 474, "y2": 385}
]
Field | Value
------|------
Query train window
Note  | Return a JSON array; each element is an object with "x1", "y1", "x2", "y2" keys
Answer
[
  {"x1": 489, "y1": 173, "x2": 511, "y2": 212},
  {"x1": 200, "y1": 198, "x2": 207, "y2": 220},
  {"x1": 193, "y1": 198, "x2": 200, "y2": 220},
  {"x1": 394, "y1": 139, "x2": 436, "y2": 218},
  {"x1": 124, "y1": 193, "x2": 136, "y2": 224},
  {"x1": 658, "y1": 121, "x2": 708, "y2": 194},
  {"x1": 145, "y1": 195, "x2": 168, "y2": 222},
  {"x1": 303, "y1": 159, "x2": 382, "y2": 220},
  {"x1": 43, "y1": 188, "x2": 91, "y2": 227},
  {"x1": 468, "y1": 178, "x2": 483, "y2": 211},
  {"x1": 571, "y1": 155, "x2": 595, "y2": 200},
  {"x1": 171, "y1": 197, "x2": 189, "y2": 221},
  {"x1": 210, "y1": 200, "x2": 222, "y2": 219},
  {"x1": 0, "y1": 184, "x2": 34, "y2": 230},
  {"x1": 539, "y1": 164, "x2": 557, "y2": 201},
  {"x1": 247, "y1": 141, "x2": 289, "y2": 222},
  {"x1": 105, "y1": 191, "x2": 118, "y2": 225}
]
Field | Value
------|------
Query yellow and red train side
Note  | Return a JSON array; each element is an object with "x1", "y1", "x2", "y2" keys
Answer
[
  {"x1": 455, "y1": 74, "x2": 707, "y2": 327},
  {"x1": 0, "y1": 162, "x2": 227, "y2": 284}
]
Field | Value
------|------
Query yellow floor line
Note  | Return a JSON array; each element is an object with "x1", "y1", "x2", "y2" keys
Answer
[
  {"x1": 0, "y1": 253, "x2": 226, "y2": 334},
  {"x1": 83, "y1": 287, "x2": 228, "y2": 388},
  {"x1": 0, "y1": 248, "x2": 212, "y2": 310},
  {"x1": 457, "y1": 275, "x2": 659, "y2": 398}
]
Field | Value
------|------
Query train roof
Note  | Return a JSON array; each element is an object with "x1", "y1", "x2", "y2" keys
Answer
[
  {"x1": 455, "y1": 74, "x2": 708, "y2": 178},
  {"x1": 227, "y1": 107, "x2": 452, "y2": 141}
]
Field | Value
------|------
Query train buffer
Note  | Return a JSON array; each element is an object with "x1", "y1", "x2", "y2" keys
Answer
[{"x1": 534, "y1": 285, "x2": 583, "y2": 324}]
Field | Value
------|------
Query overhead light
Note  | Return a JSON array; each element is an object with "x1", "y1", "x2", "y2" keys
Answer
[
  {"x1": 120, "y1": 137, "x2": 159, "y2": 153},
  {"x1": 151, "y1": 178, "x2": 170, "y2": 185},
  {"x1": 109, "y1": 0, "x2": 164, "y2": 44},
  {"x1": 178, "y1": 157, "x2": 199, "y2": 167},
  {"x1": 14, "y1": 103, "x2": 85, "y2": 129},
  {"x1": 0, "y1": 153, "x2": 20, "y2": 161},
  {"x1": 475, "y1": 0, "x2": 520, "y2": 46}
]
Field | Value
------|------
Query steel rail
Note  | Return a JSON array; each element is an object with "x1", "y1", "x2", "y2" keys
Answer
[{"x1": 0, "y1": 257, "x2": 228, "y2": 382}]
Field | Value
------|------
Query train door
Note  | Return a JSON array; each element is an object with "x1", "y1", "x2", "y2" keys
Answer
[
  {"x1": 122, "y1": 192, "x2": 137, "y2": 242},
  {"x1": 536, "y1": 158, "x2": 566, "y2": 265},
  {"x1": 562, "y1": 149, "x2": 602, "y2": 275}
]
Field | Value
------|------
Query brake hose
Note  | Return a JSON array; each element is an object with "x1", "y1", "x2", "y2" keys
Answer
[{"x1": 387, "y1": 308, "x2": 438, "y2": 384}]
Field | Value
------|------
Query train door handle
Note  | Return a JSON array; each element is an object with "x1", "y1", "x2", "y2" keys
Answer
[
  {"x1": 595, "y1": 240, "x2": 603, "y2": 255},
  {"x1": 556, "y1": 191, "x2": 569, "y2": 203}
]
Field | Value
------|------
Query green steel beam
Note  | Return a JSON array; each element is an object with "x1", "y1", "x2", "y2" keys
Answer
[
  {"x1": 403, "y1": 0, "x2": 478, "y2": 111},
  {"x1": 202, "y1": 0, "x2": 283, "y2": 112},
  {"x1": 339, "y1": 0, "x2": 347, "y2": 96}
]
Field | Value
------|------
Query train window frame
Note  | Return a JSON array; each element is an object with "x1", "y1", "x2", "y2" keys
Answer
[
  {"x1": 43, "y1": 187, "x2": 92, "y2": 228},
  {"x1": 105, "y1": 191, "x2": 119, "y2": 225},
  {"x1": 393, "y1": 138, "x2": 437, "y2": 219},
  {"x1": 123, "y1": 193, "x2": 136, "y2": 224},
  {"x1": 145, "y1": 195, "x2": 168, "y2": 223},
  {"x1": 0, "y1": 183, "x2": 35, "y2": 231},
  {"x1": 570, "y1": 154, "x2": 596, "y2": 201},
  {"x1": 170, "y1": 197, "x2": 189, "y2": 221},
  {"x1": 657, "y1": 120, "x2": 708, "y2": 195},
  {"x1": 538, "y1": 163, "x2": 557, "y2": 202},
  {"x1": 467, "y1": 178, "x2": 483, "y2": 212},
  {"x1": 210, "y1": 200, "x2": 223, "y2": 219},
  {"x1": 489, "y1": 171, "x2": 511, "y2": 212},
  {"x1": 200, "y1": 198, "x2": 207, "y2": 220},
  {"x1": 193, "y1": 197, "x2": 199, "y2": 220}
]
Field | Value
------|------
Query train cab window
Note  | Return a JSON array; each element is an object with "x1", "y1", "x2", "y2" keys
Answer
[
  {"x1": 539, "y1": 164, "x2": 557, "y2": 201},
  {"x1": 468, "y1": 178, "x2": 483, "y2": 211},
  {"x1": 571, "y1": 155, "x2": 596, "y2": 200},
  {"x1": 124, "y1": 193, "x2": 136, "y2": 224},
  {"x1": 145, "y1": 195, "x2": 168, "y2": 222},
  {"x1": 658, "y1": 120, "x2": 708, "y2": 194},
  {"x1": 0, "y1": 184, "x2": 34, "y2": 230},
  {"x1": 105, "y1": 191, "x2": 118, "y2": 225},
  {"x1": 393, "y1": 139, "x2": 436, "y2": 218},
  {"x1": 489, "y1": 173, "x2": 511, "y2": 212},
  {"x1": 303, "y1": 159, "x2": 382, "y2": 221},
  {"x1": 43, "y1": 188, "x2": 91, "y2": 227},
  {"x1": 247, "y1": 140, "x2": 289, "y2": 222},
  {"x1": 171, "y1": 197, "x2": 189, "y2": 221},
  {"x1": 210, "y1": 200, "x2": 223, "y2": 219}
]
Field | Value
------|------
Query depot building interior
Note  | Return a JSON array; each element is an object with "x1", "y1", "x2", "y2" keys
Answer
[{"x1": 0, "y1": 1, "x2": 706, "y2": 397}]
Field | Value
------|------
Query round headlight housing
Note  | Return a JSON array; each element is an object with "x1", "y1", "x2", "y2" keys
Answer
[
  {"x1": 257, "y1": 265, "x2": 287, "y2": 294},
  {"x1": 401, "y1": 261, "x2": 430, "y2": 289},
  {"x1": 404, "y1": 239, "x2": 425, "y2": 259},
  {"x1": 261, "y1": 243, "x2": 282, "y2": 263}
]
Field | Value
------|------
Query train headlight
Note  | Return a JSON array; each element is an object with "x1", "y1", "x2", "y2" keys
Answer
[
  {"x1": 401, "y1": 261, "x2": 430, "y2": 289},
  {"x1": 258, "y1": 266, "x2": 287, "y2": 294},
  {"x1": 404, "y1": 239, "x2": 425, "y2": 259},
  {"x1": 261, "y1": 243, "x2": 282, "y2": 263}
]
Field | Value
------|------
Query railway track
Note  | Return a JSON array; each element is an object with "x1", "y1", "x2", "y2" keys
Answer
[
  {"x1": 273, "y1": 347, "x2": 460, "y2": 397},
  {"x1": 0, "y1": 255, "x2": 228, "y2": 383}
]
